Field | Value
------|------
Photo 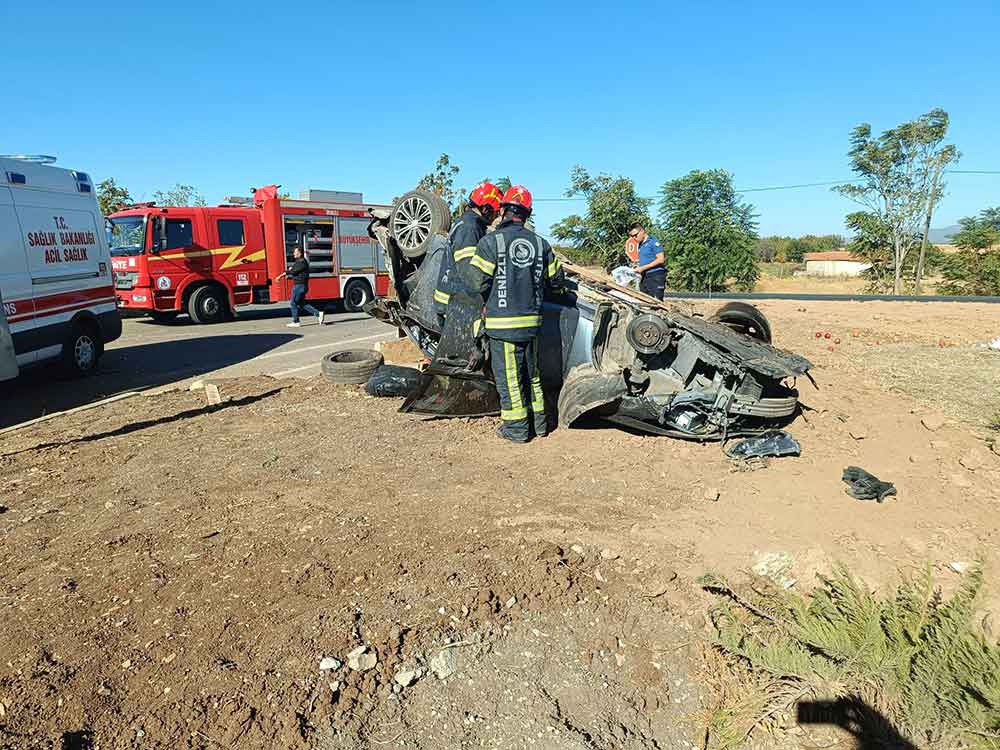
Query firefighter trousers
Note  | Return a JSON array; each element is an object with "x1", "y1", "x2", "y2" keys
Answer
[{"x1": 488, "y1": 336, "x2": 546, "y2": 443}]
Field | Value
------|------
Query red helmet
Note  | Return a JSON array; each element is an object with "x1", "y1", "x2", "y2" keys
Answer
[
  {"x1": 501, "y1": 185, "x2": 532, "y2": 213},
  {"x1": 469, "y1": 181, "x2": 502, "y2": 213}
]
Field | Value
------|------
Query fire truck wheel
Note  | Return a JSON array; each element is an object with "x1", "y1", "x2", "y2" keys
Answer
[
  {"x1": 389, "y1": 189, "x2": 452, "y2": 259},
  {"x1": 188, "y1": 285, "x2": 228, "y2": 324},
  {"x1": 321, "y1": 349, "x2": 384, "y2": 385},
  {"x1": 149, "y1": 311, "x2": 179, "y2": 324},
  {"x1": 62, "y1": 319, "x2": 102, "y2": 377},
  {"x1": 343, "y1": 279, "x2": 373, "y2": 313}
]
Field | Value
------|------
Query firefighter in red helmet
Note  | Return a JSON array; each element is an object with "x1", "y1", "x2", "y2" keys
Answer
[
  {"x1": 468, "y1": 185, "x2": 566, "y2": 443},
  {"x1": 434, "y1": 182, "x2": 502, "y2": 323}
]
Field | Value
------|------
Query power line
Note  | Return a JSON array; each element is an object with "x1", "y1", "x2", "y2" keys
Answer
[{"x1": 531, "y1": 169, "x2": 999, "y2": 202}]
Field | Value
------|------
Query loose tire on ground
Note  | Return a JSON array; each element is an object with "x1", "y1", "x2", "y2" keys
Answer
[
  {"x1": 149, "y1": 310, "x2": 179, "y2": 324},
  {"x1": 343, "y1": 279, "x2": 373, "y2": 313},
  {"x1": 188, "y1": 285, "x2": 228, "y2": 324},
  {"x1": 321, "y1": 350, "x2": 384, "y2": 385},
  {"x1": 388, "y1": 189, "x2": 452, "y2": 259},
  {"x1": 711, "y1": 301, "x2": 772, "y2": 343},
  {"x1": 62, "y1": 319, "x2": 102, "y2": 376}
]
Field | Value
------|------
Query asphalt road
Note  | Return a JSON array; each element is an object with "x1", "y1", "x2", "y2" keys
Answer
[{"x1": 1, "y1": 305, "x2": 398, "y2": 429}]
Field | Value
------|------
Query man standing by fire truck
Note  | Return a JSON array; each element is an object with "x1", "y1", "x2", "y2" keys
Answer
[
  {"x1": 468, "y1": 186, "x2": 566, "y2": 443},
  {"x1": 433, "y1": 182, "x2": 503, "y2": 325},
  {"x1": 277, "y1": 245, "x2": 325, "y2": 327}
]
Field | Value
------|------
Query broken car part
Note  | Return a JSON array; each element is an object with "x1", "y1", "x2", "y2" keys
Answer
[
  {"x1": 842, "y1": 466, "x2": 897, "y2": 503},
  {"x1": 725, "y1": 431, "x2": 802, "y2": 459}
]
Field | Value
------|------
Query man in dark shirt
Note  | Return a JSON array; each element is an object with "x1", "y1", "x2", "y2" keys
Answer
[
  {"x1": 278, "y1": 246, "x2": 324, "y2": 327},
  {"x1": 630, "y1": 223, "x2": 666, "y2": 300}
]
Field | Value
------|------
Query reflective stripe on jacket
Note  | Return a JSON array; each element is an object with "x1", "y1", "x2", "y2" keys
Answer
[
  {"x1": 469, "y1": 218, "x2": 565, "y2": 342},
  {"x1": 434, "y1": 208, "x2": 487, "y2": 308}
]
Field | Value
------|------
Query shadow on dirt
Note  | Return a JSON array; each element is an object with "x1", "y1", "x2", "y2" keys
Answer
[
  {"x1": 4, "y1": 388, "x2": 285, "y2": 457},
  {"x1": 1, "y1": 334, "x2": 297, "y2": 430},
  {"x1": 797, "y1": 697, "x2": 919, "y2": 750}
]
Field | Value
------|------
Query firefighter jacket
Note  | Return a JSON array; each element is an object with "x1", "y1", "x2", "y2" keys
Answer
[
  {"x1": 469, "y1": 218, "x2": 566, "y2": 342},
  {"x1": 434, "y1": 208, "x2": 488, "y2": 309}
]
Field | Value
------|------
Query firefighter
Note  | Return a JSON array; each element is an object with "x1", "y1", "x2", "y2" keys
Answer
[
  {"x1": 434, "y1": 182, "x2": 503, "y2": 323},
  {"x1": 468, "y1": 186, "x2": 566, "y2": 443}
]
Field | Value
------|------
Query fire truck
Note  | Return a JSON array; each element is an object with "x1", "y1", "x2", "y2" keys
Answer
[{"x1": 108, "y1": 186, "x2": 391, "y2": 323}]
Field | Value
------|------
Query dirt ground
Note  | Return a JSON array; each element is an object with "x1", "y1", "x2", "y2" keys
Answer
[{"x1": 1, "y1": 299, "x2": 999, "y2": 749}]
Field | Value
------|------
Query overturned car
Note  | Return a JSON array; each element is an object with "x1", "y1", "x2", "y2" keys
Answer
[{"x1": 365, "y1": 189, "x2": 813, "y2": 441}]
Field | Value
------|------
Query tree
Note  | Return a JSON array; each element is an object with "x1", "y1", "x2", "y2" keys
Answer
[
  {"x1": 835, "y1": 108, "x2": 957, "y2": 294},
  {"x1": 657, "y1": 169, "x2": 759, "y2": 292},
  {"x1": 97, "y1": 178, "x2": 132, "y2": 216},
  {"x1": 844, "y1": 211, "x2": 897, "y2": 292},
  {"x1": 152, "y1": 183, "x2": 207, "y2": 207},
  {"x1": 551, "y1": 166, "x2": 652, "y2": 269},
  {"x1": 417, "y1": 154, "x2": 461, "y2": 208},
  {"x1": 937, "y1": 208, "x2": 1000, "y2": 296}
]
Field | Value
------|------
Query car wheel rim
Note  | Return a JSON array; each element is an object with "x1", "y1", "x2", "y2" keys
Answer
[
  {"x1": 75, "y1": 335, "x2": 96, "y2": 370},
  {"x1": 391, "y1": 195, "x2": 432, "y2": 252}
]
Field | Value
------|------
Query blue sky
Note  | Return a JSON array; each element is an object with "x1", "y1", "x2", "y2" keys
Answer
[{"x1": 3, "y1": 0, "x2": 997, "y2": 239}]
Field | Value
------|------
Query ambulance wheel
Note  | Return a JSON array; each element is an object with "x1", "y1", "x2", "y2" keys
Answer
[
  {"x1": 149, "y1": 311, "x2": 179, "y2": 324},
  {"x1": 188, "y1": 285, "x2": 228, "y2": 324},
  {"x1": 62, "y1": 320, "x2": 102, "y2": 376},
  {"x1": 343, "y1": 279, "x2": 373, "y2": 313}
]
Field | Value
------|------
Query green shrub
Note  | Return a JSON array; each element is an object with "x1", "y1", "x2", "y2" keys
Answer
[{"x1": 699, "y1": 565, "x2": 1000, "y2": 749}]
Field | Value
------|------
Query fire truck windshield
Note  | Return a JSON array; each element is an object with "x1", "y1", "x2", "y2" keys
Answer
[{"x1": 109, "y1": 216, "x2": 146, "y2": 256}]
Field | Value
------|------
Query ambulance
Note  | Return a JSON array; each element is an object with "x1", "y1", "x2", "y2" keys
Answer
[{"x1": 0, "y1": 155, "x2": 121, "y2": 381}]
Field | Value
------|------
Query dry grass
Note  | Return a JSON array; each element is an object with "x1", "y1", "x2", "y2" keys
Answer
[
  {"x1": 860, "y1": 346, "x2": 1000, "y2": 433},
  {"x1": 754, "y1": 274, "x2": 868, "y2": 294}
]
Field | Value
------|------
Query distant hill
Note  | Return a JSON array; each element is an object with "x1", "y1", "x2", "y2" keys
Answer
[{"x1": 928, "y1": 225, "x2": 960, "y2": 244}]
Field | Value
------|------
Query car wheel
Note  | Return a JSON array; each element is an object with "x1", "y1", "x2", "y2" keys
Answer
[
  {"x1": 389, "y1": 189, "x2": 452, "y2": 259},
  {"x1": 321, "y1": 349, "x2": 384, "y2": 385},
  {"x1": 711, "y1": 302, "x2": 772, "y2": 343},
  {"x1": 188, "y1": 286, "x2": 228, "y2": 324},
  {"x1": 149, "y1": 310, "x2": 179, "y2": 324},
  {"x1": 62, "y1": 320, "x2": 102, "y2": 376},
  {"x1": 343, "y1": 279, "x2": 373, "y2": 313}
]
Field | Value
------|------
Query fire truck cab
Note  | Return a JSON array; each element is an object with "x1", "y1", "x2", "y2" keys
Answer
[{"x1": 109, "y1": 186, "x2": 391, "y2": 323}]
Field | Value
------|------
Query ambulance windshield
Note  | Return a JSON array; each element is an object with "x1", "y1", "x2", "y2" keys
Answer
[{"x1": 109, "y1": 217, "x2": 146, "y2": 256}]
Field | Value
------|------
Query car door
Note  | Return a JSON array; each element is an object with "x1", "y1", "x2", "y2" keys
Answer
[{"x1": 0, "y1": 184, "x2": 35, "y2": 367}]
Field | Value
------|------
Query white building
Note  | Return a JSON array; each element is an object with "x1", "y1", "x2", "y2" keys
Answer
[{"x1": 803, "y1": 250, "x2": 871, "y2": 277}]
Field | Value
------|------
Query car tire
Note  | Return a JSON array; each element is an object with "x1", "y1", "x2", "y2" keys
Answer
[
  {"x1": 62, "y1": 319, "x2": 102, "y2": 376},
  {"x1": 343, "y1": 279, "x2": 373, "y2": 313},
  {"x1": 389, "y1": 189, "x2": 452, "y2": 259},
  {"x1": 321, "y1": 349, "x2": 384, "y2": 385},
  {"x1": 149, "y1": 310, "x2": 179, "y2": 324},
  {"x1": 188, "y1": 285, "x2": 228, "y2": 324},
  {"x1": 711, "y1": 302, "x2": 772, "y2": 343}
]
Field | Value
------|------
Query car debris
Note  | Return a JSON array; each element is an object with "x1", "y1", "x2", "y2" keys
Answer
[
  {"x1": 365, "y1": 191, "x2": 813, "y2": 441},
  {"x1": 842, "y1": 466, "x2": 897, "y2": 503},
  {"x1": 726, "y1": 431, "x2": 801, "y2": 459},
  {"x1": 365, "y1": 365, "x2": 422, "y2": 397}
]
